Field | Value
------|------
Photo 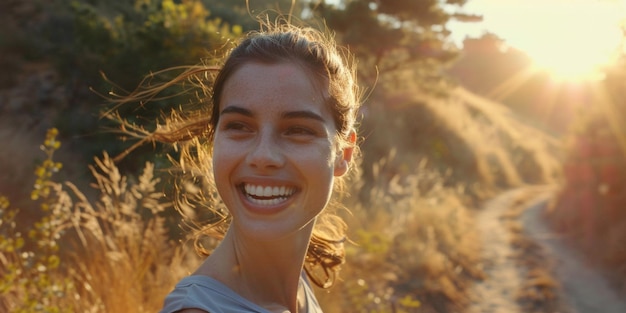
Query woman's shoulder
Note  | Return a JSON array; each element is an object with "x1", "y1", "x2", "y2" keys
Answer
[
  {"x1": 161, "y1": 274, "x2": 324, "y2": 313},
  {"x1": 159, "y1": 275, "x2": 268, "y2": 313}
]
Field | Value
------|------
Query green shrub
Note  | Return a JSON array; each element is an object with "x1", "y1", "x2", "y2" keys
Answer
[{"x1": 0, "y1": 128, "x2": 74, "y2": 313}]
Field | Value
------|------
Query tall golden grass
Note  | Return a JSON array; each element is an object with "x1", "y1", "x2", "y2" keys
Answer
[
  {"x1": 1, "y1": 129, "x2": 201, "y2": 312},
  {"x1": 314, "y1": 156, "x2": 484, "y2": 313},
  {"x1": 1, "y1": 128, "x2": 484, "y2": 312}
]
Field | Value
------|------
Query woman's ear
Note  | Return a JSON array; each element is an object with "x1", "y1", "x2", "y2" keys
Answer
[{"x1": 334, "y1": 131, "x2": 356, "y2": 177}]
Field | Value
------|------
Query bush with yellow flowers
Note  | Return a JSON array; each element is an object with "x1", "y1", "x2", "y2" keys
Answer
[{"x1": 0, "y1": 128, "x2": 75, "y2": 313}]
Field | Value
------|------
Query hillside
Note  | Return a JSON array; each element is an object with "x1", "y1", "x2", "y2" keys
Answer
[{"x1": 360, "y1": 86, "x2": 563, "y2": 205}]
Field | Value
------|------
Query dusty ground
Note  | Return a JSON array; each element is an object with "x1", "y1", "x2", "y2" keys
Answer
[
  {"x1": 523, "y1": 189, "x2": 626, "y2": 313},
  {"x1": 466, "y1": 189, "x2": 526, "y2": 313},
  {"x1": 467, "y1": 186, "x2": 626, "y2": 313}
]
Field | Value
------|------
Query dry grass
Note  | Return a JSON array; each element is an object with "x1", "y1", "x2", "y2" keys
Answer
[
  {"x1": 1, "y1": 129, "x2": 484, "y2": 313},
  {"x1": 0, "y1": 115, "x2": 87, "y2": 218},
  {"x1": 450, "y1": 88, "x2": 563, "y2": 187},
  {"x1": 0, "y1": 126, "x2": 486, "y2": 313},
  {"x1": 317, "y1": 158, "x2": 484, "y2": 313},
  {"x1": 361, "y1": 87, "x2": 562, "y2": 210},
  {"x1": 59, "y1": 153, "x2": 202, "y2": 312},
  {"x1": 0, "y1": 134, "x2": 201, "y2": 312}
]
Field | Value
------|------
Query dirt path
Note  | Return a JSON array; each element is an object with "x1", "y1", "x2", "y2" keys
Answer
[
  {"x1": 467, "y1": 186, "x2": 626, "y2": 313},
  {"x1": 522, "y1": 189, "x2": 626, "y2": 313},
  {"x1": 466, "y1": 189, "x2": 526, "y2": 313}
]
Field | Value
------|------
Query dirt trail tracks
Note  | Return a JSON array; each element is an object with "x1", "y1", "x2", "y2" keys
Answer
[
  {"x1": 467, "y1": 189, "x2": 526, "y2": 313},
  {"x1": 467, "y1": 186, "x2": 626, "y2": 313},
  {"x1": 522, "y1": 189, "x2": 626, "y2": 313}
]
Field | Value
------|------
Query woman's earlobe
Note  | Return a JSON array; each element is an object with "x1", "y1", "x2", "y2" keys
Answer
[
  {"x1": 333, "y1": 132, "x2": 356, "y2": 177},
  {"x1": 333, "y1": 158, "x2": 349, "y2": 176}
]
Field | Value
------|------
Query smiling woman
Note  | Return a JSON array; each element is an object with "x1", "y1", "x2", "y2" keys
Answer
[{"x1": 106, "y1": 18, "x2": 361, "y2": 313}]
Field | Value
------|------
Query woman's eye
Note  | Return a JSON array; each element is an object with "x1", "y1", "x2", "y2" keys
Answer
[
  {"x1": 223, "y1": 122, "x2": 252, "y2": 132},
  {"x1": 286, "y1": 126, "x2": 316, "y2": 136}
]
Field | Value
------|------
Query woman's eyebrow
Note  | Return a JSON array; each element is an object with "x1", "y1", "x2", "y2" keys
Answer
[
  {"x1": 220, "y1": 106, "x2": 324, "y2": 122},
  {"x1": 220, "y1": 106, "x2": 253, "y2": 117},
  {"x1": 282, "y1": 110, "x2": 325, "y2": 122}
]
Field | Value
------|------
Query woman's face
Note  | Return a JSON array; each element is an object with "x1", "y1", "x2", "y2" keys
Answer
[{"x1": 212, "y1": 61, "x2": 351, "y2": 241}]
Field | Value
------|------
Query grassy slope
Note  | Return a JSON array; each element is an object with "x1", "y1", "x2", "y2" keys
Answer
[{"x1": 362, "y1": 86, "x2": 563, "y2": 203}]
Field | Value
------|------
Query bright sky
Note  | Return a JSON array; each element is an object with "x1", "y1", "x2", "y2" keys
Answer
[{"x1": 448, "y1": 0, "x2": 626, "y2": 81}]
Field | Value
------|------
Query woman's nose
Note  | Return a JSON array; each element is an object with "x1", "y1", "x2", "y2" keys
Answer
[{"x1": 246, "y1": 130, "x2": 285, "y2": 170}]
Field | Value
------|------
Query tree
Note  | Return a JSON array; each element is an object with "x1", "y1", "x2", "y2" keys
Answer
[
  {"x1": 448, "y1": 33, "x2": 532, "y2": 95},
  {"x1": 202, "y1": 0, "x2": 307, "y2": 31},
  {"x1": 22, "y1": 0, "x2": 244, "y2": 173},
  {"x1": 309, "y1": 0, "x2": 480, "y2": 91}
]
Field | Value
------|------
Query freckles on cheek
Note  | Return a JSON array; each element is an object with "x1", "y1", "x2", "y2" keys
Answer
[
  {"x1": 212, "y1": 151, "x2": 233, "y2": 173},
  {"x1": 211, "y1": 142, "x2": 232, "y2": 177},
  {"x1": 310, "y1": 146, "x2": 335, "y2": 169}
]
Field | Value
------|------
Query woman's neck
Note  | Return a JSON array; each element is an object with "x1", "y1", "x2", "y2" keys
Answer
[{"x1": 196, "y1": 223, "x2": 314, "y2": 312}]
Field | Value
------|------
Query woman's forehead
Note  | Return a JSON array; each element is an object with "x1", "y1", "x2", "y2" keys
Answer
[
  {"x1": 224, "y1": 62, "x2": 327, "y2": 97},
  {"x1": 219, "y1": 62, "x2": 333, "y2": 117}
]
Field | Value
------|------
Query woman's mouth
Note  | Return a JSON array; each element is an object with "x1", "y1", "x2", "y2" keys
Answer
[{"x1": 241, "y1": 183, "x2": 297, "y2": 206}]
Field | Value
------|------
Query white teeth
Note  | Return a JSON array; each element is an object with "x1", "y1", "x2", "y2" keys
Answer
[
  {"x1": 243, "y1": 183, "x2": 295, "y2": 207},
  {"x1": 243, "y1": 184, "x2": 295, "y2": 199},
  {"x1": 248, "y1": 197, "x2": 283, "y2": 206}
]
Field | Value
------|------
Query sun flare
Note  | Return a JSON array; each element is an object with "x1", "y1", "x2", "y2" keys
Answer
[
  {"x1": 456, "y1": 0, "x2": 626, "y2": 83},
  {"x1": 528, "y1": 43, "x2": 616, "y2": 82},
  {"x1": 524, "y1": 11, "x2": 623, "y2": 82}
]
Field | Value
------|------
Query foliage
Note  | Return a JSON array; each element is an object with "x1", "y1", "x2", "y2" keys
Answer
[
  {"x1": 0, "y1": 130, "x2": 201, "y2": 312},
  {"x1": 309, "y1": 0, "x2": 480, "y2": 92},
  {"x1": 546, "y1": 39, "x2": 626, "y2": 294},
  {"x1": 317, "y1": 156, "x2": 483, "y2": 312},
  {"x1": 0, "y1": 0, "x2": 243, "y2": 175},
  {"x1": 448, "y1": 33, "x2": 532, "y2": 97},
  {"x1": 201, "y1": 0, "x2": 307, "y2": 31},
  {"x1": 44, "y1": 0, "x2": 241, "y2": 89},
  {"x1": 65, "y1": 0, "x2": 240, "y2": 168},
  {"x1": 358, "y1": 88, "x2": 562, "y2": 207},
  {"x1": 62, "y1": 152, "x2": 191, "y2": 312},
  {"x1": 447, "y1": 32, "x2": 579, "y2": 134},
  {"x1": 0, "y1": 128, "x2": 74, "y2": 313}
]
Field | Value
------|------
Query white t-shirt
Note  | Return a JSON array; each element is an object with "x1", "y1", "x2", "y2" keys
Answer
[{"x1": 160, "y1": 273, "x2": 323, "y2": 313}]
